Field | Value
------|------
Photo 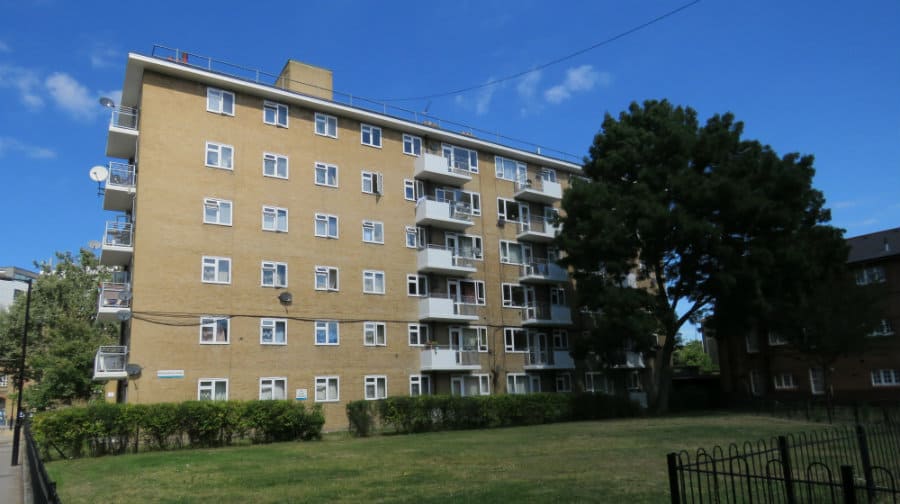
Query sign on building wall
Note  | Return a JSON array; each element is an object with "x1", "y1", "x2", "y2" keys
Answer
[
  {"x1": 157, "y1": 370, "x2": 185, "y2": 379},
  {"x1": 295, "y1": 388, "x2": 307, "y2": 401}
]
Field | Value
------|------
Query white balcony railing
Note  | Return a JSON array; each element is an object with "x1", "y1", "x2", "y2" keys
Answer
[
  {"x1": 418, "y1": 293, "x2": 480, "y2": 322},
  {"x1": 414, "y1": 153, "x2": 473, "y2": 185},
  {"x1": 110, "y1": 106, "x2": 139, "y2": 130},
  {"x1": 519, "y1": 258, "x2": 567, "y2": 283},
  {"x1": 98, "y1": 281, "x2": 131, "y2": 310},
  {"x1": 524, "y1": 349, "x2": 575, "y2": 369},
  {"x1": 107, "y1": 162, "x2": 136, "y2": 188},
  {"x1": 517, "y1": 216, "x2": 560, "y2": 238},
  {"x1": 415, "y1": 197, "x2": 474, "y2": 231},
  {"x1": 417, "y1": 244, "x2": 478, "y2": 274},
  {"x1": 93, "y1": 345, "x2": 128, "y2": 380},
  {"x1": 514, "y1": 178, "x2": 563, "y2": 203},
  {"x1": 103, "y1": 221, "x2": 134, "y2": 248},
  {"x1": 420, "y1": 346, "x2": 481, "y2": 371}
]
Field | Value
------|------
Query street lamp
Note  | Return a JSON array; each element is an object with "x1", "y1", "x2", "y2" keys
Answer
[{"x1": 0, "y1": 267, "x2": 34, "y2": 466}]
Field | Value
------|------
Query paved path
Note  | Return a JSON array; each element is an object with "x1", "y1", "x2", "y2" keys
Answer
[{"x1": 0, "y1": 429, "x2": 24, "y2": 504}]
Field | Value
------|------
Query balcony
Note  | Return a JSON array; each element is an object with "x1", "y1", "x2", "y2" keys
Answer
[
  {"x1": 93, "y1": 345, "x2": 128, "y2": 380},
  {"x1": 523, "y1": 349, "x2": 575, "y2": 370},
  {"x1": 414, "y1": 153, "x2": 472, "y2": 186},
  {"x1": 415, "y1": 196, "x2": 474, "y2": 231},
  {"x1": 420, "y1": 346, "x2": 482, "y2": 371},
  {"x1": 516, "y1": 216, "x2": 560, "y2": 243},
  {"x1": 514, "y1": 178, "x2": 562, "y2": 205},
  {"x1": 103, "y1": 162, "x2": 136, "y2": 212},
  {"x1": 106, "y1": 106, "x2": 139, "y2": 159},
  {"x1": 417, "y1": 245, "x2": 477, "y2": 276},
  {"x1": 521, "y1": 303, "x2": 572, "y2": 327},
  {"x1": 612, "y1": 351, "x2": 646, "y2": 369},
  {"x1": 100, "y1": 221, "x2": 134, "y2": 266},
  {"x1": 97, "y1": 273, "x2": 131, "y2": 323},
  {"x1": 519, "y1": 259, "x2": 567, "y2": 284},
  {"x1": 419, "y1": 294, "x2": 479, "y2": 323}
]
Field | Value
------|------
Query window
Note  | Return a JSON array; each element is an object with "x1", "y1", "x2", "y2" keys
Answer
[
  {"x1": 315, "y1": 266, "x2": 339, "y2": 291},
  {"x1": 263, "y1": 100, "x2": 288, "y2": 127},
  {"x1": 203, "y1": 198, "x2": 232, "y2": 226},
  {"x1": 315, "y1": 376, "x2": 340, "y2": 402},
  {"x1": 403, "y1": 134, "x2": 422, "y2": 156},
  {"x1": 360, "y1": 124, "x2": 382, "y2": 147},
  {"x1": 749, "y1": 370, "x2": 763, "y2": 396},
  {"x1": 407, "y1": 274, "x2": 428, "y2": 297},
  {"x1": 363, "y1": 270, "x2": 385, "y2": 294},
  {"x1": 495, "y1": 156, "x2": 527, "y2": 182},
  {"x1": 403, "y1": 179, "x2": 417, "y2": 201},
  {"x1": 540, "y1": 168, "x2": 558, "y2": 183},
  {"x1": 207, "y1": 88, "x2": 234, "y2": 115},
  {"x1": 405, "y1": 226, "x2": 418, "y2": 248},
  {"x1": 262, "y1": 206, "x2": 288, "y2": 232},
  {"x1": 364, "y1": 322, "x2": 386, "y2": 346},
  {"x1": 361, "y1": 171, "x2": 384, "y2": 195},
  {"x1": 0, "y1": 375, "x2": 7, "y2": 388},
  {"x1": 628, "y1": 371, "x2": 642, "y2": 391},
  {"x1": 585, "y1": 372, "x2": 613, "y2": 394},
  {"x1": 315, "y1": 321, "x2": 339, "y2": 345},
  {"x1": 315, "y1": 113, "x2": 337, "y2": 138},
  {"x1": 773, "y1": 373, "x2": 797, "y2": 390},
  {"x1": 550, "y1": 288, "x2": 567, "y2": 306},
  {"x1": 408, "y1": 324, "x2": 430, "y2": 346},
  {"x1": 314, "y1": 162, "x2": 338, "y2": 187},
  {"x1": 259, "y1": 378, "x2": 287, "y2": 400},
  {"x1": 200, "y1": 317, "x2": 229, "y2": 344},
  {"x1": 442, "y1": 143, "x2": 478, "y2": 173},
  {"x1": 869, "y1": 319, "x2": 895, "y2": 337},
  {"x1": 205, "y1": 142, "x2": 233, "y2": 170},
  {"x1": 499, "y1": 241, "x2": 530, "y2": 265},
  {"x1": 365, "y1": 375, "x2": 387, "y2": 400},
  {"x1": 507, "y1": 374, "x2": 540, "y2": 394},
  {"x1": 553, "y1": 330, "x2": 569, "y2": 350},
  {"x1": 452, "y1": 279, "x2": 486, "y2": 305},
  {"x1": 201, "y1": 256, "x2": 231, "y2": 284},
  {"x1": 435, "y1": 188, "x2": 481, "y2": 216},
  {"x1": 856, "y1": 266, "x2": 886, "y2": 285},
  {"x1": 260, "y1": 318, "x2": 287, "y2": 345},
  {"x1": 198, "y1": 379, "x2": 228, "y2": 401},
  {"x1": 768, "y1": 332, "x2": 788, "y2": 346},
  {"x1": 504, "y1": 328, "x2": 527, "y2": 352},
  {"x1": 745, "y1": 333, "x2": 760, "y2": 354},
  {"x1": 261, "y1": 261, "x2": 288, "y2": 288},
  {"x1": 451, "y1": 374, "x2": 490, "y2": 396},
  {"x1": 556, "y1": 373, "x2": 572, "y2": 393},
  {"x1": 497, "y1": 198, "x2": 521, "y2": 222},
  {"x1": 502, "y1": 284, "x2": 526, "y2": 308},
  {"x1": 809, "y1": 368, "x2": 825, "y2": 395},
  {"x1": 871, "y1": 369, "x2": 900, "y2": 387},
  {"x1": 314, "y1": 213, "x2": 339, "y2": 238},
  {"x1": 409, "y1": 375, "x2": 431, "y2": 396},
  {"x1": 263, "y1": 153, "x2": 289, "y2": 179},
  {"x1": 362, "y1": 220, "x2": 384, "y2": 244}
]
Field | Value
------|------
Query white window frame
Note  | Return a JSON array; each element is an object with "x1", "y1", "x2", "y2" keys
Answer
[
  {"x1": 362, "y1": 220, "x2": 385, "y2": 244},
  {"x1": 315, "y1": 320, "x2": 340, "y2": 346},
  {"x1": 749, "y1": 370, "x2": 763, "y2": 396},
  {"x1": 405, "y1": 226, "x2": 418, "y2": 248},
  {"x1": 315, "y1": 376, "x2": 340, "y2": 402},
  {"x1": 407, "y1": 274, "x2": 428, "y2": 297},
  {"x1": 361, "y1": 171, "x2": 384, "y2": 195},
  {"x1": 201, "y1": 256, "x2": 231, "y2": 284},
  {"x1": 363, "y1": 270, "x2": 385, "y2": 294},
  {"x1": 403, "y1": 134, "x2": 422, "y2": 156},
  {"x1": 263, "y1": 100, "x2": 289, "y2": 127},
  {"x1": 205, "y1": 142, "x2": 234, "y2": 170},
  {"x1": 507, "y1": 373, "x2": 538, "y2": 395},
  {"x1": 585, "y1": 372, "x2": 613, "y2": 394},
  {"x1": 768, "y1": 332, "x2": 788, "y2": 346},
  {"x1": 442, "y1": 143, "x2": 478, "y2": 173},
  {"x1": 504, "y1": 327, "x2": 528, "y2": 353},
  {"x1": 550, "y1": 287, "x2": 567, "y2": 306},
  {"x1": 263, "y1": 152, "x2": 289, "y2": 179},
  {"x1": 314, "y1": 162, "x2": 338, "y2": 187},
  {"x1": 198, "y1": 378, "x2": 228, "y2": 401},
  {"x1": 260, "y1": 318, "x2": 287, "y2": 345},
  {"x1": 259, "y1": 377, "x2": 287, "y2": 400},
  {"x1": 501, "y1": 283, "x2": 526, "y2": 308},
  {"x1": 315, "y1": 112, "x2": 337, "y2": 138},
  {"x1": 262, "y1": 206, "x2": 288, "y2": 232},
  {"x1": 450, "y1": 279, "x2": 486, "y2": 305},
  {"x1": 773, "y1": 373, "x2": 797, "y2": 390},
  {"x1": 360, "y1": 123, "x2": 382, "y2": 148},
  {"x1": 364, "y1": 321, "x2": 387, "y2": 347},
  {"x1": 314, "y1": 266, "x2": 339, "y2": 291},
  {"x1": 364, "y1": 375, "x2": 387, "y2": 400},
  {"x1": 451, "y1": 374, "x2": 490, "y2": 396},
  {"x1": 497, "y1": 198, "x2": 521, "y2": 222},
  {"x1": 403, "y1": 179, "x2": 417, "y2": 201},
  {"x1": 314, "y1": 213, "x2": 339, "y2": 238},
  {"x1": 206, "y1": 88, "x2": 234, "y2": 116},
  {"x1": 809, "y1": 367, "x2": 825, "y2": 395},
  {"x1": 553, "y1": 330, "x2": 569, "y2": 350},
  {"x1": 499, "y1": 240, "x2": 530, "y2": 265},
  {"x1": 856, "y1": 266, "x2": 886, "y2": 286},
  {"x1": 408, "y1": 324, "x2": 430, "y2": 346},
  {"x1": 261, "y1": 261, "x2": 288, "y2": 288},
  {"x1": 869, "y1": 319, "x2": 895, "y2": 337},
  {"x1": 409, "y1": 375, "x2": 431, "y2": 396},
  {"x1": 495, "y1": 155, "x2": 527, "y2": 182},
  {"x1": 203, "y1": 198, "x2": 233, "y2": 226},
  {"x1": 871, "y1": 369, "x2": 900, "y2": 387},
  {"x1": 556, "y1": 372, "x2": 572, "y2": 393},
  {"x1": 200, "y1": 316, "x2": 230, "y2": 344},
  {"x1": 541, "y1": 168, "x2": 558, "y2": 183}
]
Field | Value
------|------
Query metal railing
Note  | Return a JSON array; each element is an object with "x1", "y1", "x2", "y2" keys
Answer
[
  {"x1": 109, "y1": 105, "x2": 138, "y2": 130},
  {"x1": 517, "y1": 216, "x2": 560, "y2": 235},
  {"x1": 99, "y1": 281, "x2": 131, "y2": 309},
  {"x1": 515, "y1": 177, "x2": 557, "y2": 193},
  {"x1": 94, "y1": 346, "x2": 128, "y2": 376},
  {"x1": 418, "y1": 243, "x2": 480, "y2": 266},
  {"x1": 525, "y1": 349, "x2": 555, "y2": 366},
  {"x1": 417, "y1": 195, "x2": 474, "y2": 221},
  {"x1": 103, "y1": 221, "x2": 133, "y2": 247},
  {"x1": 107, "y1": 162, "x2": 136, "y2": 187},
  {"x1": 24, "y1": 422, "x2": 61, "y2": 504},
  {"x1": 520, "y1": 258, "x2": 561, "y2": 278}
]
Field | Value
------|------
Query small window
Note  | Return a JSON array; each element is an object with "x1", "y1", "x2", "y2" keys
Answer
[
  {"x1": 768, "y1": 331, "x2": 788, "y2": 346},
  {"x1": 856, "y1": 266, "x2": 886, "y2": 285},
  {"x1": 408, "y1": 324, "x2": 430, "y2": 346},
  {"x1": 442, "y1": 143, "x2": 478, "y2": 173},
  {"x1": 506, "y1": 373, "x2": 535, "y2": 395},
  {"x1": 203, "y1": 198, "x2": 232, "y2": 226},
  {"x1": 773, "y1": 373, "x2": 797, "y2": 390},
  {"x1": 364, "y1": 322, "x2": 387, "y2": 346},
  {"x1": 262, "y1": 206, "x2": 288, "y2": 232},
  {"x1": 585, "y1": 372, "x2": 613, "y2": 394},
  {"x1": 749, "y1": 370, "x2": 763, "y2": 396},
  {"x1": 315, "y1": 266, "x2": 339, "y2": 291},
  {"x1": 360, "y1": 124, "x2": 382, "y2": 148},
  {"x1": 263, "y1": 153, "x2": 289, "y2": 179},
  {"x1": 198, "y1": 379, "x2": 228, "y2": 401},
  {"x1": 363, "y1": 270, "x2": 385, "y2": 294},
  {"x1": 409, "y1": 375, "x2": 431, "y2": 396},
  {"x1": 315, "y1": 113, "x2": 337, "y2": 138},
  {"x1": 259, "y1": 377, "x2": 287, "y2": 400},
  {"x1": 205, "y1": 142, "x2": 234, "y2": 170},
  {"x1": 201, "y1": 256, "x2": 231, "y2": 284},
  {"x1": 260, "y1": 318, "x2": 287, "y2": 345},
  {"x1": 502, "y1": 283, "x2": 526, "y2": 308},
  {"x1": 745, "y1": 333, "x2": 760, "y2": 354},
  {"x1": 869, "y1": 319, "x2": 895, "y2": 337},
  {"x1": 207, "y1": 88, "x2": 234, "y2": 115},
  {"x1": 200, "y1": 317, "x2": 229, "y2": 344},
  {"x1": 550, "y1": 288, "x2": 566, "y2": 306},
  {"x1": 405, "y1": 226, "x2": 418, "y2": 248},
  {"x1": 495, "y1": 156, "x2": 527, "y2": 182},
  {"x1": 315, "y1": 321, "x2": 339, "y2": 345},
  {"x1": 556, "y1": 373, "x2": 572, "y2": 393},
  {"x1": 504, "y1": 327, "x2": 527, "y2": 352},
  {"x1": 552, "y1": 330, "x2": 569, "y2": 350},
  {"x1": 361, "y1": 171, "x2": 384, "y2": 195},
  {"x1": 497, "y1": 198, "x2": 521, "y2": 222},
  {"x1": 540, "y1": 168, "x2": 558, "y2": 183},
  {"x1": 809, "y1": 367, "x2": 824, "y2": 395},
  {"x1": 499, "y1": 241, "x2": 530, "y2": 265},
  {"x1": 261, "y1": 261, "x2": 288, "y2": 288},
  {"x1": 407, "y1": 274, "x2": 428, "y2": 297},
  {"x1": 315, "y1": 376, "x2": 340, "y2": 402},
  {"x1": 314, "y1": 213, "x2": 339, "y2": 238},
  {"x1": 263, "y1": 100, "x2": 288, "y2": 127},
  {"x1": 315, "y1": 162, "x2": 338, "y2": 187},
  {"x1": 871, "y1": 369, "x2": 900, "y2": 387},
  {"x1": 362, "y1": 221, "x2": 384, "y2": 244},
  {"x1": 403, "y1": 179, "x2": 417, "y2": 201},
  {"x1": 403, "y1": 134, "x2": 422, "y2": 156},
  {"x1": 364, "y1": 375, "x2": 387, "y2": 400}
]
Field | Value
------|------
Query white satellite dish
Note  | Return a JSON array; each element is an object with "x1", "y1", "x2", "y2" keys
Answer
[
  {"x1": 117, "y1": 290, "x2": 132, "y2": 301},
  {"x1": 99, "y1": 97, "x2": 116, "y2": 108},
  {"x1": 116, "y1": 310, "x2": 132, "y2": 321},
  {"x1": 89, "y1": 165, "x2": 109, "y2": 182},
  {"x1": 87, "y1": 240, "x2": 101, "y2": 249}
]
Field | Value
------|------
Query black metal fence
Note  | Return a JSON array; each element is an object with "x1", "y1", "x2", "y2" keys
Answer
[
  {"x1": 739, "y1": 399, "x2": 900, "y2": 425},
  {"x1": 24, "y1": 422, "x2": 61, "y2": 504},
  {"x1": 668, "y1": 423, "x2": 900, "y2": 503}
]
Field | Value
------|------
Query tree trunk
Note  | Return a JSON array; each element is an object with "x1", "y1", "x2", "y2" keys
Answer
[{"x1": 651, "y1": 327, "x2": 679, "y2": 415}]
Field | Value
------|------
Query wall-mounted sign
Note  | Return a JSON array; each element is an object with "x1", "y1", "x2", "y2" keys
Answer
[
  {"x1": 295, "y1": 388, "x2": 308, "y2": 401},
  {"x1": 157, "y1": 370, "x2": 185, "y2": 379}
]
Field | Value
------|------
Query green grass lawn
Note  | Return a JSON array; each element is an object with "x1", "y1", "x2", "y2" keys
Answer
[{"x1": 45, "y1": 414, "x2": 819, "y2": 503}]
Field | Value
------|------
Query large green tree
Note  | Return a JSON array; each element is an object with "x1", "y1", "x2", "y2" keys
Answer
[
  {"x1": 558, "y1": 99, "x2": 844, "y2": 413},
  {"x1": 0, "y1": 250, "x2": 117, "y2": 410}
]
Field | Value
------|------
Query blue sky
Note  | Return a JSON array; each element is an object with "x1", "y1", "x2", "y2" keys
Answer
[{"x1": 1, "y1": 1, "x2": 898, "y2": 279}]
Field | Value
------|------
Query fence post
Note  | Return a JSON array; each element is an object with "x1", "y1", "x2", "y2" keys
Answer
[
  {"x1": 778, "y1": 435, "x2": 797, "y2": 504},
  {"x1": 840, "y1": 465, "x2": 857, "y2": 504},
  {"x1": 666, "y1": 452, "x2": 682, "y2": 504},
  {"x1": 854, "y1": 424, "x2": 876, "y2": 502}
]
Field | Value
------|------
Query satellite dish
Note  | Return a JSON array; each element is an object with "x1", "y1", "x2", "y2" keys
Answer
[
  {"x1": 116, "y1": 310, "x2": 132, "y2": 321},
  {"x1": 117, "y1": 290, "x2": 132, "y2": 301},
  {"x1": 98, "y1": 97, "x2": 116, "y2": 108},
  {"x1": 87, "y1": 240, "x2": 101, "y2": 249},
  {"x1": 89, "y1": 165, "x2": 108, "y2": 182},
  {"x1": 125, "y1": 364, "x2": 142, "y2": 377}
]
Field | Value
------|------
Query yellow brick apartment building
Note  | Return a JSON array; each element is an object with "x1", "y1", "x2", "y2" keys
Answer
[{"x1": 92, "y1": 48, "x2": 646, "y2": 429}]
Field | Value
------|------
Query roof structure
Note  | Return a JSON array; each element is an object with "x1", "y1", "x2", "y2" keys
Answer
[{"x1": 846, "y1": 227, "x2": 900, "y2": 264}]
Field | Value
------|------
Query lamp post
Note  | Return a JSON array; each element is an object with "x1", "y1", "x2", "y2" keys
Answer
[{"x1": 0, "y1": 267, "x2": 34, "y2": 466}]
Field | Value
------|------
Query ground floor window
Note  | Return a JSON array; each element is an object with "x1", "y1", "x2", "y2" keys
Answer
[
  {"x1": 871, "y1": 369, "x2": 899, "y2": 387},
  {"x1": 555, "y1": 373, "x2": 572, "y2": 392},
  {"x1": 451, "y1": 374, "x2": 490, "y2": 396},
  {"x1": 259, "y1": 377, "x2": 287, "y2": 400},
  {"x1": 585, "y1": 372, "x2": 613, "y2": 394},
  {"x1": 409, "y1": 375, "x2": 432, "y2": 396},
  {"x1": 365, "y1": 375, "x2": 387, "y2": 400},
  {"x1": 198, "y1": 378, "x2": 228, "y2": 401}
]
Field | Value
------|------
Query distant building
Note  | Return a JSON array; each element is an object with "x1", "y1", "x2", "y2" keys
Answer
[{"x1": 0, "y1": 266, "x2": 38, "y2": 312}]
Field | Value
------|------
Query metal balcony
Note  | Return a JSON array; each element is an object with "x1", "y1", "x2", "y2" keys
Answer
[
  {"x1": 100, "y1": 221, "x2": 134, "y2": 266},
  {"x1": 514, "y1": 178, "x2": 562, "y2": 205},
  {"x1": 414, "y1": 153, "x2": 472, "y2": 186},
  {"x1": 97, "y1": 273, "x2": 131, "y2": 323},
  {"x1": 420, "y1": 347, "x2": 482, "y2": 371},
  {"x1": 611, "y1": 351, "x2": 646, "y2": 369},
  {"x1": 417, "y1": 244, "x2": 477, "y2": 275},
  {"x1": 516, "y1": 216, "x2": 560, "y2": 243},
  {"x1": 521, "y1": 302, "x2": 572, "y2": 327},
  {"x1": 93, "y1": 345, "x2": 128, "y2": 380},
  {"x1": 103, "y1": 162, "x2": 136, "y2": 211},
  {"x1": 419, "y1": 294, "x2": 479, "y2": 322},
  {"x1": 415, "y1": 197, "x2": 474, "y2": 231},
  {"x1": 106, "y1": 106, "x2": 139, "y2": 159},
  {"x1": 523, "y1": 349, "x2": 576, "y2": 370},
  {"x1": 519, "y1": 259, "x2": 568, "y2": 284}
]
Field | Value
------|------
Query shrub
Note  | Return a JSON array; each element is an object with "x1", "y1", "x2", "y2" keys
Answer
[{"x1": 346, "y1": 400, "x2": 375, "y2": 437}]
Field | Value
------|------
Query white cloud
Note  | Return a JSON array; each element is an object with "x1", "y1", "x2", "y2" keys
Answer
[
  {"x1": 475, "y1": 80, "x2": 497, "y2": 116},
  {"x1": 0, "y1": 137, "x2": 56, "y2": 159},
  {"x1": 832, "y1": 200, "x2": 858, "y2": 209},
  {"x1": 0, "y1": 41, "x2": 10, "y2": 53},
  {"x1": 543, "y1": 64, "x2": 611, "y2": 104},
  {"x1": 90, "y1": 45, "x2": 120, "y2": 69},
  {"x1": 516, "y1": 70, "x2": 542, "y2": 99},
  {"x1": 45, "y1": 72, "x2": 96, "y2": 119},
  {"x1": 0, "y1": 64, "x2": 44, "y2": 108}
]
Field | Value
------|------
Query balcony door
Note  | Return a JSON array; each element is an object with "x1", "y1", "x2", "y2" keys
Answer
[
  {"x1": 519, "y1": 203, "x2": 531, "y2": 228},
  {"x1": 527, "y1": 332, "x2": 550, "y2": 365}
]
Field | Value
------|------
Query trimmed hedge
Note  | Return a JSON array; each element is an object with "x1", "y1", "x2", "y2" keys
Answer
[
  {"x1": 32, "y1": 400, "x2": 324, "y2": 460},
  {"x1": 347, "y1": 393, "x2": 641, "y2": 436}
]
